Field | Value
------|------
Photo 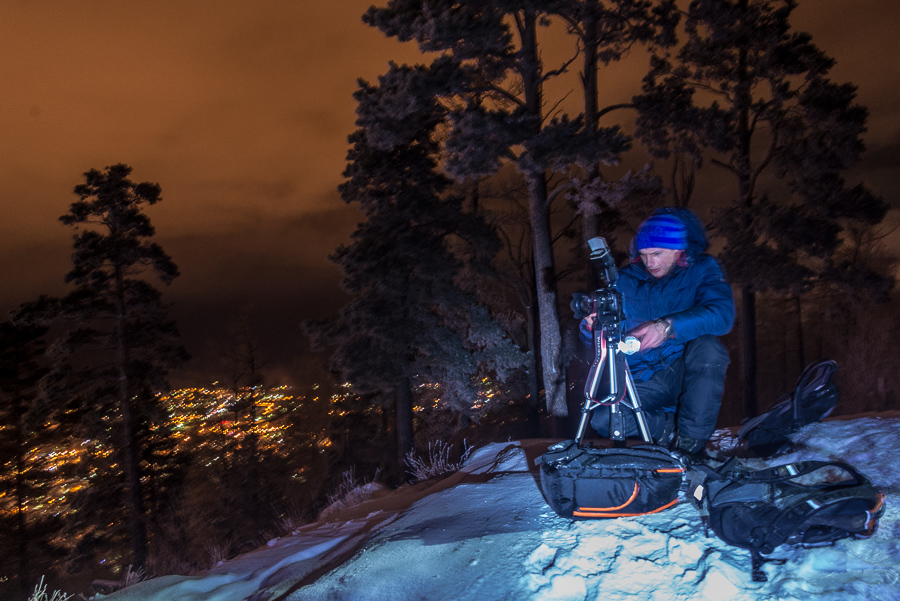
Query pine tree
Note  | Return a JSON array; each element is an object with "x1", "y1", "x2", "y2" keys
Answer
[
  {"x1": 221, "y1": 314, "x2": 266, "y2": 533},
  {"x1": 56, "y1": 164, "x2": 187, "y2": 570},
  {"x1": 0, "y1": 308, "x2": 64, "y2": 600},
  {"x1": 307, "y1": 63, "x2": 526, "y2": 474},
  {"x1": 362, "y1": 0, "x2": 677, "y2": 417},
  {"x1": 633, "y1": 0, "x2": 888, "y2": 416},
  {"x1": 558, "y1": 0, "x2": 677, "y2": 244}
]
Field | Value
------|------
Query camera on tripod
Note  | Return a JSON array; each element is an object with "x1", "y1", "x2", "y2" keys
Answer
[
  {"x1": 570, "y1": 237, "x2": 624, "y2": 337},
  {"x1": 572, "y1": 237, "x2": 652, "y2": 445}
]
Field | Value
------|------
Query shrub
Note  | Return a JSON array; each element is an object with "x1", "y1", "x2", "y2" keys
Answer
[
  {"x1": 26, "y1": 577, "x2": 71, "y2": 601},
  {"x1": 404, "y1": 440, "x2": 473, "y2": 482}
]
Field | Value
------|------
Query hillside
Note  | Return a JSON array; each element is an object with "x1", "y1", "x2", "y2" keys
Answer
[{"x1": 95, "y1": 416, "x2": 900, "y2": 601}]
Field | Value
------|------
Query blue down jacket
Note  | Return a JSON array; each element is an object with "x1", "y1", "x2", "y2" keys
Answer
[{"x1": 582, "y1": 208, "x2": 735, "y2": 382}]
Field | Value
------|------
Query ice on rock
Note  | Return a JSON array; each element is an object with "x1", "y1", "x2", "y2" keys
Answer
[
  {"x1": 668, "y1": 538, "x2": 706, "y2": 564},
  {"x1": 696, "y1": 566, "x2": 742, "y2": 600},
  {"x1": 535, "y1": 573, "x2": 587, "y2": 601},
  {"x1": 526, "y1": 543, "x2": 558, "y2": 569}
]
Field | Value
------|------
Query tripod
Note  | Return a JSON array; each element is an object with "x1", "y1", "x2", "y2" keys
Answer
[
  {"x1": 572, "y1": 237, "x2": 654, "y2": 448},
  {"x1": 574, "y1": 315, "x2": 654, "y2": 448}
]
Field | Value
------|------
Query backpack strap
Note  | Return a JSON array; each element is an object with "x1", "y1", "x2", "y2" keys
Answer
[
  {"x1": 791, "y1": 360, "x2": 837, "y2": 425},
  {"x1": 750, "y1": 549, "x2": 786, "y2": 583},
  {"x1": 755, "y1": 480, "x2": 881, "y2": 555},
  {"x1": 721, "y1": 460, "x2": 867, "y2": 487}
]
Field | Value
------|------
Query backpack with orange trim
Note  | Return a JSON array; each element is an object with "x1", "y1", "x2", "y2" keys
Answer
[{"x1": 538, "y1": 441, "x2": 687, "y2": 519}]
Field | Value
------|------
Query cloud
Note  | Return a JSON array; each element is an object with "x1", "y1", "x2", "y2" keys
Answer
[
  {"x1": 155, "y1": 202, "x2": 360, "y2": 381},
  {"x1": 861, "y1": 132, "x2": 900, "y2": 173},
  {"x1": 3, "y1": 0, "x2": 899, "y2": 385}
]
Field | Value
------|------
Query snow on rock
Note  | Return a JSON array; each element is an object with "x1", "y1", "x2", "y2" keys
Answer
[
  {"x1": 461, "y1": 441, "x2": 530, "y2": 474},
  {"x1": 96, "y1": 419, "x2": 900, "y2": 601},
  {"x1": 522, "y1": 503, "x2": 755, "y2": 601},
  {"x1": 95, "y1": 519, "x2": 374, "y2": 601}
]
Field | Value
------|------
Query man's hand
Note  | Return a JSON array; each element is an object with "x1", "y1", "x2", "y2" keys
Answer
[{"x1": 628, "y1": 319, "x2": 670, "y2": 350}]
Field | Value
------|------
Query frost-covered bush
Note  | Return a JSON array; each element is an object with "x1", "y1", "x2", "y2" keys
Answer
[
  {"x1": 27, "y1": 577, "x2": 71, "y2": 601},
  {"x1": 405, "y1": 440, "x2": 473, "y2": 482},
  {"x1": 122, "y1": 564, "x2": 145, "y2": 587}
]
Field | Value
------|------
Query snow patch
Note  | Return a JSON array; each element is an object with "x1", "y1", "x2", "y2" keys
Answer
[{"x1": 461, "y1": 442, "x2": 529, "y2": 474}]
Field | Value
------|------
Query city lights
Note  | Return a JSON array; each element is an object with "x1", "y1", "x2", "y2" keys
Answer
[{"x1": 1, "y1": 384, "x2": 333, "y2": 522}]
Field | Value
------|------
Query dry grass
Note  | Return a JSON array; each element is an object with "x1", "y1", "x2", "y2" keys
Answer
[
  {"x1": 405, "y1": 440, "x2": 473, "y2": 482},
  {"x1": 26, "y1": 577, "x2": 71, "y2": 601}
]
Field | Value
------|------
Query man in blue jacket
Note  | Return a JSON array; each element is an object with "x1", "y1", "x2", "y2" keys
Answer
[{"x1": 581, "y1": 208, "x2": 735, "y2": 457}]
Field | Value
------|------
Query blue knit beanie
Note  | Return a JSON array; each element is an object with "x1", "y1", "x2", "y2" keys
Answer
[{"x1": 635, "y1": 213, "x2": 687, "y2": 250}]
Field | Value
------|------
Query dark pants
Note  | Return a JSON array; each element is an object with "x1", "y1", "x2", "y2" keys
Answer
[{"x1": 591, "y1": 335, "x2": 730, "y2": 443}]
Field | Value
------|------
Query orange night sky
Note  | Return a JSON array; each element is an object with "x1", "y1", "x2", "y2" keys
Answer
[{"x1": 1, "y1": 1, "x2": 898, "y2": 384}]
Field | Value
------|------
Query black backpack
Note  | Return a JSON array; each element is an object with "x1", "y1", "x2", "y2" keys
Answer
[
  {"x1": 737, "y1": 360, "x2": 840, "y2": 457},
  {"x1": 539, "y1": 441, "x2": 687, "y2": 519},
  {"x1": 694, "y1": 458, "x2": 886, "y2": 582}
]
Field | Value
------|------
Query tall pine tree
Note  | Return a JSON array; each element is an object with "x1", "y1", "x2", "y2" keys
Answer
[
  {"x1": 307, "y1": 64, "x2": 526, "y2": 474},
  {"x1": 56, "y1": 164, "x2": 187, "y2": 570},
  {"x1": 634, "y1": 0, "x2": 888, "y2": 416}
]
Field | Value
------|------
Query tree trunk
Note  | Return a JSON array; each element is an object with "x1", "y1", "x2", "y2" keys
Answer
[
  {"x1": 734, "y1": 21, "x2": 758, "y2": 419},
  {"x1": 15, "y1": 421, "x2": 30, "y2": 600},
  {"x1": 528, "y1": 173, "x2": 567, "y2": 417},
  {"x1": 740, "y1": 286, "x2": 758, "y2": 418},
  {"x1": 114, "y1": 266, "x2": 148, "y2": 570},
  {"x1": 579, "y1": 9, "x2": 602, "y2": 285},
  {"x1": 518, "y1": 10, "x2": 567, "y2": 417},
  {"x1": 524, "y1": 300, "x2": 542, "y2": 436},
  {"x1": 247, "y1": 389, "x2": 261, "y2": 508},
  {"x1": 781, "y1": 306, "x2": 789, "y2": 393},
  {"x1": 395, "y1": 377, "x2": 414, "y2": 479},
  {"x1": 794, "y1": 295, "x2": 806, "y2": 372}
]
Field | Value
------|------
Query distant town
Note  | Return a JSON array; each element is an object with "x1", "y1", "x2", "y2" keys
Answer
[{"x1": 3, "y1": 384, "x2": 344, "y2": 520}]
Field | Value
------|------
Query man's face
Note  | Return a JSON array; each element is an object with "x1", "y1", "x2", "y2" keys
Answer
[{"x1": 639, "y1": 247, "x2": 682, "y2": 279}]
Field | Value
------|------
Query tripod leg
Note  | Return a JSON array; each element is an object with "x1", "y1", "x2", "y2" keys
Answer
[
  {"x1": 607, "y1": 348, "x2": 626, "y2": 444},
  {"x1": 576, "y1": 350, "x2": 609, "y2": 446},
  {"x1": 575, "y1": 404, "x2": 593, "y2": 447},
  {"x1": 625, "y1": 367, "x2": 654, "y2": 443}
]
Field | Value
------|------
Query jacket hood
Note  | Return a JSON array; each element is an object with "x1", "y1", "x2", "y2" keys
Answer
[{"x1": 629, "y1": 207, "x2": 709, "y2": 260}]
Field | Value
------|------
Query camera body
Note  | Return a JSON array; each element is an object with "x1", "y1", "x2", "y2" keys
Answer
[{"x1": 571, "y1": 289, "x2": 623, "y2": 324}]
